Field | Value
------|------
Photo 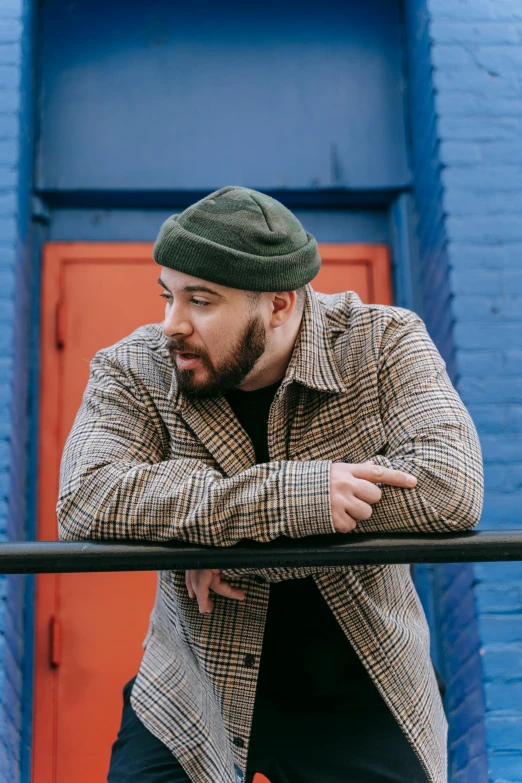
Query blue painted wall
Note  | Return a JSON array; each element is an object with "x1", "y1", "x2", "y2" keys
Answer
[
  {"x1": 406, "y1": 0, "x2": 522, "y2": 780},
  {"x1": 47, "y1": 206, "x2": 390, "y2": 244},
  {"x1": 37, "y1": 0, "x2": 410, "y2": 193},
  {"x1": 0, "y1": 0, "x2": 35, "y2": 781}
]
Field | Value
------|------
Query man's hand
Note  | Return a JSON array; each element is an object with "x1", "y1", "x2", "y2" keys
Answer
[
  {"x1": 185, "y1": 568, "x2": 245, "y2": 614},
  {"x1": 185, "y1": 462, "x2": 417, "y2": 611},
  {"x1": 330, "y1": 462, "x2": 417, "y2": 533}
]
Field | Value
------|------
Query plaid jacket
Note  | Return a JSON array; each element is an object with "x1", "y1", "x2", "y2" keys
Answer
[{"x1": 58, "y1": 288, "x2": 484, "y2": 783}]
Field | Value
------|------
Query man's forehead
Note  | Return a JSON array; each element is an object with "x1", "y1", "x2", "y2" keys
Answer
[{"x1": 158, "y1": 268, "x2": 228, "y2": 297}]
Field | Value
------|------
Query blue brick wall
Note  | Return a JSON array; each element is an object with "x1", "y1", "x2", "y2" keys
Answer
[
  {"x1": 0, "y1": 1, "x2": 35, "y2": 781},
  {"x1": 404, "y1": 1, "x2": 489, "y2": 781},
  {"x1": 406, "y1": 0, "x2": 522, "y2": 781}
]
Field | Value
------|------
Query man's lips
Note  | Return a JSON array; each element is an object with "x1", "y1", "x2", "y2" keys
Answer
[{"x1": 173, "y1": 351, "x2": 202, "y2": 369}]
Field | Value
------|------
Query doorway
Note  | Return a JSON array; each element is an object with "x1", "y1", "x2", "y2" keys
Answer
[{"x1": 33, "y1": 240, "x2": 392, "y2": 782}]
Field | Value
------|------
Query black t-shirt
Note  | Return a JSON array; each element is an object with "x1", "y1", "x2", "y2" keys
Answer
[{"x1": 225, "y1": 382, "x2": 379, "y2": 706}]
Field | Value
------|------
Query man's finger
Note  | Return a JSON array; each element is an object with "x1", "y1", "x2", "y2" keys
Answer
[
  {"x1": 348, "y1": 463, "x2": 417, "y2": 488},
  {"x1": 210, "y1": 575, "x2": 245, "y2": 602},
  {"x1": 194, "y1": 587, "x2": 213, "y2": 613},
  {"x1": 185, "y1": 570, "x2": 196, "y2": 600},
  {"x1": 353, "y1": 480, "x2": 382, "y2": 505},
  {"x1": 344, "y1": 496, "x2": 373, "y2": 521},
  {"x1": 186, "y1": 570, "x2": 245, "y2": 612},
  {"x1": 191, "y1": 570, "x2": 215, "y2": 613},
  {"x1": 332, "y1": 511, "x2": 357, "y2": 533}
]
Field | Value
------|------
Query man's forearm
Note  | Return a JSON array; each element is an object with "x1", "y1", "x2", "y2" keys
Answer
[
  {"x1": 58, "y1": 349, "x2": 336, "y2": 546},
  {"x1": 356, "y1": 435, "x2": 483, "y2": 534},
  {"x1": 58, "y1": 453, "x2": 334, "y2": 546}
]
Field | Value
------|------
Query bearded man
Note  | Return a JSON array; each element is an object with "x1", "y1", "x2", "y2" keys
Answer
[{"x1": 57, "y1": 186, "x2": 483, "y2": 783}]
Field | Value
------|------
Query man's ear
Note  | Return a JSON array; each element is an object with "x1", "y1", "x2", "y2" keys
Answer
[{"x1": 270, "y1": 291, "x2": 298, "y2": 327}]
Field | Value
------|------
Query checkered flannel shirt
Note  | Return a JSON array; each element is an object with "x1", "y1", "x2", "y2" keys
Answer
[{"x1": 58, "y1": 287, "x2": 484, "y2": 783}]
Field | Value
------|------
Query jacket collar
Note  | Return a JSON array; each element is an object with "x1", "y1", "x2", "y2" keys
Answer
[{"x1": 284, "y1": 286, "x2": 347, "y2": 394}]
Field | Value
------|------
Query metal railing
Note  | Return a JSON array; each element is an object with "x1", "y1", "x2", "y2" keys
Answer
[{"x1": 0, "y1": 530, "x2": 521, "y2": 573}]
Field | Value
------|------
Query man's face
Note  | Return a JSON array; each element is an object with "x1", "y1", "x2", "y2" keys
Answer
[{"x1": 159, "y1": 268, "x2": 266, "y2": 399}]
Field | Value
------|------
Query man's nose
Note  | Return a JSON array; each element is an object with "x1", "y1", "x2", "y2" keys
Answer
[{"x1": 161, "y1": 304, "x2": 193, "y2": 338}]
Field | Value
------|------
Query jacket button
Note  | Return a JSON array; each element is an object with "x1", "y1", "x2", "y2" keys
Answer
[
  {"x1": 243, "y1": 654, "x2": 255, "y2": 668},
  {"x1": 254, "y1": 576, "x2": 266, "y2": 584},
  {"x1": 233, "y1": 737, "x2": 245, "y2": 748}
]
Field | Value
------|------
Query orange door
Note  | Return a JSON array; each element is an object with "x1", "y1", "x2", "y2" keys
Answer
[{"x1": 33, "y1": 241, "x2": 392, "y2": 783}]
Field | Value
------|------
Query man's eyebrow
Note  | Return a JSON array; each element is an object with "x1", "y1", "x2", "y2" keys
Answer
[
  {"x1": 157, "y1": 279, "x2": 224, "y2": 298},
  {"x1": 182, "y1": 285, "x2": 223, "y2": 298}
]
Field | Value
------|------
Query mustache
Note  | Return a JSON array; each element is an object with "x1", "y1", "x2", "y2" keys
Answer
[{"x1": 166, "y1": 339, "x2": 202, "y2": 357}]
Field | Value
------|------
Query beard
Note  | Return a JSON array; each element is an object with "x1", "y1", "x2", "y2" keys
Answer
[{"x1": 167, "y1": 315, "x2": 267, "y2": 400}]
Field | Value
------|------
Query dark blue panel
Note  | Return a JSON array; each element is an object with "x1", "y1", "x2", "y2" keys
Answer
[
  {"x1": 294, "y1": 209, "x2": 389, "y2": 243},
  {"x1": 48, "y1": 208, "x2": 389, "y2": 244},
  {"x1": 38, "y1": 0, "x2": 410, "y2": 192}
]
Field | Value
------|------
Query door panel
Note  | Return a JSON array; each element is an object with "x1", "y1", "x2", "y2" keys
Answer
[
  {"x1": 34, "y1": 241, "x2": 392, "y2": 782},
  {"x1": 314, "y1": 243, "x2": 392, "y2": 301},
  {"x1": 34, "y1": 244, "x2": 162, "y2": 783}
]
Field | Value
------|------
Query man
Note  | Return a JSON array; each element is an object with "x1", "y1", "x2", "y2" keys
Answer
[{"x1": 58, "y1": 186, "x2": 484, "y2": 783}]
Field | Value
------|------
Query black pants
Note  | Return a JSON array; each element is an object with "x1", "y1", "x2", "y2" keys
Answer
[{"x1": 108, "y1": 678, "x2": 429, "y2": 782}]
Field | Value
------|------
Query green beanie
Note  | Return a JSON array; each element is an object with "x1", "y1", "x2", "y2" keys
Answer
[{"x1": 153, "y1": 186, "x2": 321, "y2": 291}]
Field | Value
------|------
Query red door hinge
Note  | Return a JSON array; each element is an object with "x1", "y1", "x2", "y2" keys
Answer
[
  {"x1": 55, "y1": 298, "x2": 66, "y2": 349},
  {"x1": 49, "y1": 615, "x2": 61, "y2": 668}
]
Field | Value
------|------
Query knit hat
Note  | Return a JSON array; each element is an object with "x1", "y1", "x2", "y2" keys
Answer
[{"x1": 153, "y1": 186, "x2": 321, "y2": 291}]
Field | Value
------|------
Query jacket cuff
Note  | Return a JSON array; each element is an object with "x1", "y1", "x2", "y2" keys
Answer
[{"x1": 282, "y1": 460, "x2": 335, "y2": 538}]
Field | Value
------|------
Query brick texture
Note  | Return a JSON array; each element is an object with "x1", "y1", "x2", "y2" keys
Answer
[
  {"x1": 404, "y1": 1, "x2": 490, "y2": 781},
  {"x1": 0, "y1": 1, "x2": 34, "y2": 781},
  {"x1": 406, "y1": 0, "x2": 522, "y2": 781}
]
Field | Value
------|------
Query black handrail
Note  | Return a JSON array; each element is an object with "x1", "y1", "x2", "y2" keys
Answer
[{"x1": 0, "y1": 530, "x2": 521, "y2": 573}]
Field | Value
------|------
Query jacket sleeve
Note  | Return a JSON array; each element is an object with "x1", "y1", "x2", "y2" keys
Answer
[
  {"x1": 220, "y1": 313, "x2": 484, "y2": 583},
  {"x1": 357, "y1": 313, "x2": 484, "y2": 534},
  {"x1": 57, "y1": 350, "x2": 335, "y2": 546}
]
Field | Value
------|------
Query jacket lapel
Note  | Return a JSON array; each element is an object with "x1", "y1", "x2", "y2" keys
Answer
[
  {"x1": 287, "y1": 287, "x2": 348, "y2": 395},
  {"x1": 169, "y1": 377, "x2": 255, "y2": 477},
  {"x1": 273, "y1": 288, "x2": 351, "y2": 460}
]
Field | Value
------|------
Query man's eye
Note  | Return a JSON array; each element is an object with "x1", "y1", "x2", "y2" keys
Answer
[
  {"x1": 159, "y1": 293, "x2": 171, "y2": 302},
  {"x1": 192, "y1": 299, "x2": 209, "y2": 307}
]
